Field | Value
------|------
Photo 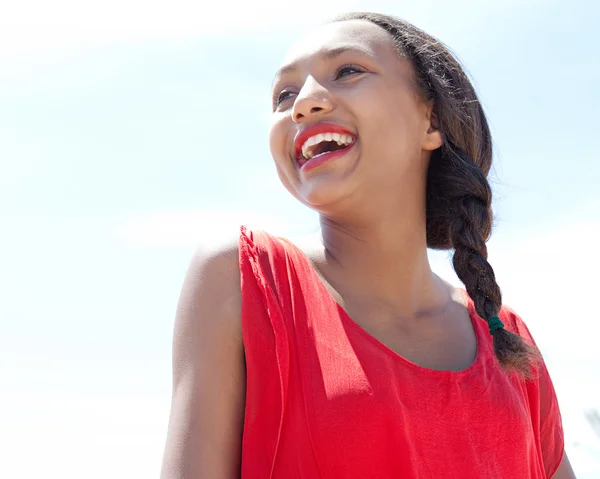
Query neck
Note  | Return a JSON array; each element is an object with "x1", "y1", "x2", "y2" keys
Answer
[{"x1": 314, "y1": 212, "x2": 450, "y2": 319}]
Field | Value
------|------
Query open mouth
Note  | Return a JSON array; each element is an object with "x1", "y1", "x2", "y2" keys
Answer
[{"x1": 296, "y1": 131, "x2": 356, "y2": 167}]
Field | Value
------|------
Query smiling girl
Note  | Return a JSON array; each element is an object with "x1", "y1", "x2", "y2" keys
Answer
[{"x1": 161, "y1": 12, "x2": 575, "y2": 479}]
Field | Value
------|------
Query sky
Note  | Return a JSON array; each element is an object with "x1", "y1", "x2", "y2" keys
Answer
[{"x1": 0, "y1": 0, "x2": 599, "y2": 477}]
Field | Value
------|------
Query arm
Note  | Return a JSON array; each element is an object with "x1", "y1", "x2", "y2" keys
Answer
[
  {"x1": 552, "y1": 452, "x2": 576, "y2": 479},
  {"x1": 160, "y1": 239, "x2": 246, "y2": 479}
]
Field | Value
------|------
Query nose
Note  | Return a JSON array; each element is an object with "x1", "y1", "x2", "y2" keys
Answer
[{"x1": 292, "y1": 76, "x2": 334, "y2": 123}]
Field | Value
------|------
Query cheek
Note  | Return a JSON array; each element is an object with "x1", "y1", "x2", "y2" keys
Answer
[
  {"x1": 268, "y1": 117, "x2": 289, "y2": 165},
  {"x1": 268, "y1": 116, "x2": 301, "y2": 197},
  {"x1": 357, "y1": 94, "x2": 426, "y2": 182},
  {"x1": 375, "y1": 95, "x2": 423, "y2": 154},
  {"x1": 353, "y1": 87, "x2": 413, "y2": 141}
]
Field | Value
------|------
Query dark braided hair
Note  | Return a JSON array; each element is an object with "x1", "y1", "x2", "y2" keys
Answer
[{"x1": 333, "y1": 12, "x2": 540, "y2": 376}]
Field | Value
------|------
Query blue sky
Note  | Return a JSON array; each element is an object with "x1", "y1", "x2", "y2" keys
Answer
[{"x1": 1, "y1": 1, "x2": 599, "y2": 477}]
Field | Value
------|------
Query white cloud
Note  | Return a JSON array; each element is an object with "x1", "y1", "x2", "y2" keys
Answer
[
  {"x1": 0, "y1": 0, "x2": 559, "y2": 56},
  {"x1": 0, "y1": 390, "x2": 169, "y2": 479},
  {"x1": 111, "y1": 208, "x2": 318, "y2": 249}
]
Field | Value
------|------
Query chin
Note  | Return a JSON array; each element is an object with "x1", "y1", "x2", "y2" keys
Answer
[{"x1": 293, "y1": 178, "x2": 351, "y2": 210}]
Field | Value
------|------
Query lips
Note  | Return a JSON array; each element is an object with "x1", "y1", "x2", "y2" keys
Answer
[{"x1": 293, "y1": 122, "x2": 357, "y2": 166}]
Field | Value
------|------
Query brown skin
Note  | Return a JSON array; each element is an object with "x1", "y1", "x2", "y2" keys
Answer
[
  {"x1": 160, "y1": 19, "x2": 575, "y2": 478},
  {"x1": 554, "y1": 454, "x2": 577, "y2": 479},
  {"x1": 160, "y1": 237, "x2": 245, "y2": 479}
]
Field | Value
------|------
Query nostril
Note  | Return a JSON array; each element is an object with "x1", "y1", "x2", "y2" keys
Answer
[{"x1": 293, "y1": 104, "x2": 326, "y2": 123}]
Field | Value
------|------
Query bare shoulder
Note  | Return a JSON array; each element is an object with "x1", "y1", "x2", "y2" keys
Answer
[
  {"x1": 184, "y1": 230, "x2": 242, "y2": 304},
  {"x1": 161, "y1": 229, "x2": 245, "y2": 479},
  {"x1": 172, "y1": 227, "x2": 244, "y2": 371},
  {"x1": 190, "y1": 229, "x2": 242, "y2": 278},
  {"x1": 175, "y1": 230, "x2": 243, "y2": 340}
]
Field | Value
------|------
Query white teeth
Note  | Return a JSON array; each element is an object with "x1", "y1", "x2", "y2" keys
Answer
[{"x1": 300, "y1": 131, "x2": 355, "y2": 160}]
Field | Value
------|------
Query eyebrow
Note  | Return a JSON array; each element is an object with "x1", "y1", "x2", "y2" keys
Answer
[{"x1": 273, "y1": 45, "x2": 377, "y2": 82}]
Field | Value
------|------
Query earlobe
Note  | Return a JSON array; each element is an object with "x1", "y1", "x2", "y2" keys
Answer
[{"x1": 425, "y1": 130, "x2": 444, "y2": 151}]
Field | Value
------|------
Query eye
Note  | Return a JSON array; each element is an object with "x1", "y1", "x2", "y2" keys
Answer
[
  {"x1": 334, "y1": 65, "x2": 365, "y2": 80},
  {"x1": 274, "y1": 90, "x2": 296, "y2": 108}
]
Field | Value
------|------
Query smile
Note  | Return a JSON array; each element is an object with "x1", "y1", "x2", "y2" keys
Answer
[{"x1": 294, "y1": 122, "x2": 357, "y2": 171}]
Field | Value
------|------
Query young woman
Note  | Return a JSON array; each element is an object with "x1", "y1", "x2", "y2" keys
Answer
[{"x1": 161, "y1": 12, "x2": 576, "y2": 479}]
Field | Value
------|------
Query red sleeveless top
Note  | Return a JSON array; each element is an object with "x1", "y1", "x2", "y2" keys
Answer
[{"x1": 238, "y1": 226, "x2": 564, "y2": 478}]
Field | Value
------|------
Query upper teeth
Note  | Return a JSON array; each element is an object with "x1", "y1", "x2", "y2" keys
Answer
[{"x1": 301, "y1": 132, "x2": 354, "y2": 160}]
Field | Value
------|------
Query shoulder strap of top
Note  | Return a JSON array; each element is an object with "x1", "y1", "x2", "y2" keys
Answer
[{"x1": 238, "y1": 225, "x2": 291, "y2": 478}]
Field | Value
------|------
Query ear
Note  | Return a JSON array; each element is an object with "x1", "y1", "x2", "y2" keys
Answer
[{"x1": 422, "y1": 107, "x2": 443, "y2": 151}]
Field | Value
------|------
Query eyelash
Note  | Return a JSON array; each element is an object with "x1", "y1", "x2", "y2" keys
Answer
[
  {"x1": 334, "y1": 64, "x2": 364, "y2": 79},
  {"x1": 274, "y1": 64, "x2": 366, "y2": 108},
  {"x1": 276, "y1": 90, "x2": 295, "y2": 106}
]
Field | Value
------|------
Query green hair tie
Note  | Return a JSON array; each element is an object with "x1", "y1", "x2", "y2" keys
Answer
[{"x1": 487, "y1": 316, "x2": 505, "y2": 335}]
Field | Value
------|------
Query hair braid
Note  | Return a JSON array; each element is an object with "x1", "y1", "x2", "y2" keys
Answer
[
  {"x1": 332, "y1": 12, "x2": 541, "y2": 376},
  {"x1": 442, "y1": 146, "x2": 540, "y2": 375}
]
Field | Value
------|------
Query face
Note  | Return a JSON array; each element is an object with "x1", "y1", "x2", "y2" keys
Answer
[{"x1": 269, "y1": 20, "x2": 442, "y2": 215}]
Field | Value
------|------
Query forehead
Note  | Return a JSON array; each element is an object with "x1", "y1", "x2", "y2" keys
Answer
[{"x1": 278, "y1": 20, "x2": 398, "y2": 72}]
